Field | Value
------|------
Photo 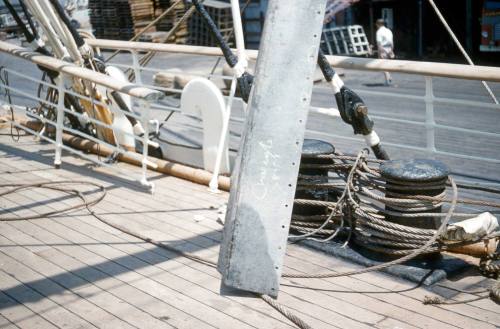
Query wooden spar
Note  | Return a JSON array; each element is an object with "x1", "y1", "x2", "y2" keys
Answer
[
  {"x1": 64, "y1": 133, "x2": 231, "y2": 190},
  {"x1": 14, "y1": 118, "x2": 230, "y2": 191},
  {"x1": 86, "y1": 38, "x2": 500, "y2": 83},
  {"x1": 446, "y1": 240, "x2": 498, "y2": 258}
]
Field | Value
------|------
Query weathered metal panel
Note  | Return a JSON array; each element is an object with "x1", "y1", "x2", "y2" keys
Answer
[{"x1": 217, "y1": 0, "x2": 327, "y2": 297}]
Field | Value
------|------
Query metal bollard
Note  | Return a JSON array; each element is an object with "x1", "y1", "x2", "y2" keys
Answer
[
  {"x1": 293, "y1": 139, "x2": 335, "y2": 217},
  {"x1": 380, "y1": 159, "x2": 450, "y2": 230}
]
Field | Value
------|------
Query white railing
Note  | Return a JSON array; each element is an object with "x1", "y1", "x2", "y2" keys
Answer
[
  {"x1": 0, "y1": 41, "x2": 163, "y2": 191},
  {"x1": 86, "y1": 39, "x2": 500, "y2": 174},
  {"x1": 2, "y1": 38, "x2": 499, "y2": 187},
  {"x1": 313, "y1": 76, "x2": 500, "y2": 164}
]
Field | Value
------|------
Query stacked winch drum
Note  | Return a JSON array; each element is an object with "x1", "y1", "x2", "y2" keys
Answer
[
  {"x1": 291, "y1": 139, "x2": 338, "y2": 236},
  {"x1": 355, "y1": 159, "x2": 450, "y2": 258}
]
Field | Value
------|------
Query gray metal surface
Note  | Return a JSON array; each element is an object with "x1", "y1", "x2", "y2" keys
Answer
[
  {"x1": 380, "y1": 159, "x2": 450, "y2": 182},
  {"x1": 217, "y1": 0, "x2": 327, "y2": 297}
]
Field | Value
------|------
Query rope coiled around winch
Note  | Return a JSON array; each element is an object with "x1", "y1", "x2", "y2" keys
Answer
[
  {"x1": 288, "y1": 150, "x2": 500, "y2": 305},
  {"x1": 290, "y1": 151, "x2": 500, "y2": 256}
]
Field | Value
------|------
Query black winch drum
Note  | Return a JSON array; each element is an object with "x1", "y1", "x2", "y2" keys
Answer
[
  {"x1": 380, "y1": 159, "x2": 450, "y2": 230},
  {"x1": 293, "y1": 139, "x2": 335, "y2": 216}
]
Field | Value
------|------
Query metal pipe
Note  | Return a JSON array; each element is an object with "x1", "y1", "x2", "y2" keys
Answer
[
  {"x1": 85, "y1": 39, "x2": 500, "y2": 83},
  {"x1": 0, "y1": 41, "x2": 163, "y2": 102}
]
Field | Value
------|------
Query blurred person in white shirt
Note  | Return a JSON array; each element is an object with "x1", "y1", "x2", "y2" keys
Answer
[{"x1": 376, "y1": 18, "x2": 395, "y2": 86}]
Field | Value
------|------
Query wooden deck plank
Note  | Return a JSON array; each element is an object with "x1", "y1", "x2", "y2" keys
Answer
[
  {"x1": 1, "y1": 135, "x2": 499, "y2": 329},
  {"x1": 0, "y1": 291, "x2": 54, "y2": 329},
  {"x1": 52, "y1": 215, "x2": 367, "y2": 329},
  {"x1": 0, "y1": 238, "x2": 138, "y2": 329},
  {"x1": 0, "y1": 181, "x2": 215, "y2": 328},
  {"x1": 0, "y1": 177, "x2": 336, "y2": 327},
  {"x1": 0, "y1": 213, "x2": 244, "y2": 328},
  {"x1": 288, "y1": 245, "x2": 500, "y2": 317},
  {"x1": 375, "y1": 318, "x2": 420, "y2": 329},
  {"x1": 0, "y1": 225, "x2": 174, "y2": 329},
  {"x1": 0, "y1": 159, "x2": 379, "y2": 328},
  {"x1": 0, "y1": 313, "x2": 20, "y2": 329},
  {"x1": 67, "y1": 215, "x2": 339, "y2": 329},
  {"x1": 0, "y1": 269, "x2": 98, "y2": 329},
  {"x1": 285, "y1": 246, "x2": 499, "y2": 328},
  {"x1": 282, "y1": 254, "x2": 459, "y2": 329},
  {"x1": 0, "y1": 152, "x2": 365, "y2": 329},
  {"x1": 0, "y1": 167, "x2": 308, "y2": 328},
  {"x1": 7, "y1": 217, "x2": 299, "y2": 329},
  {"x1": 0, "y1": 157, "x2": 488, "y2": 328},
  {"x1": 15, "y1": 180, "x2": 386, "y2": 328}
]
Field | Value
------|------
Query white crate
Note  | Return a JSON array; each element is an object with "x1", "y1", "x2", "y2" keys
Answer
[{"x1": 321, "y1": 24, "x2": 370, "y2": 56}]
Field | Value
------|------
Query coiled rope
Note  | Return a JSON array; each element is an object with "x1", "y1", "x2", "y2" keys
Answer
[
  {"x1": 286, "y1": 150, "x2": 500, "y2": 304},
  {"x1": 291, "y1": 152, "x2": 500, "y2": 250}
]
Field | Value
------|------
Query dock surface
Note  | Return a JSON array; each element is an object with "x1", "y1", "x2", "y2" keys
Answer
[{"x1": 0, "y1": 132, "x2": 499, "y2": 329}]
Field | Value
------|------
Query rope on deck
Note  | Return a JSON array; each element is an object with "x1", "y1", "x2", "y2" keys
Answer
[
  {"x1": 0, "y1": 152, "x2": 499, "y2": 323},
  {"x1": 0, "y1": 180, "x2": 314, "y2": 329}
]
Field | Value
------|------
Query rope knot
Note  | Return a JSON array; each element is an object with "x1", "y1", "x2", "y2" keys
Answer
[{"x1": 423, "y1": 296, "x2": 443, "y2": 305}]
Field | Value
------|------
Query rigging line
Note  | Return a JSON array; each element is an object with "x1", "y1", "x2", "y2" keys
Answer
[
  {"x1": 19, "y1": 0, "x2": 39, "y2": 39},
  {"x1": 426, "y1": 0, "x2": 499, "y2": 105},
  {"x1": 2, "y1": 0, "x2": 35, "y2": 42},
  {"x1": 208, "y1": 0, "x2": 252, "y2": 79}
]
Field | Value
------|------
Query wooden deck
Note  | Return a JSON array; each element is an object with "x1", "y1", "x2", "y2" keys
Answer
[{"x1": 0, "y1": 131, "x2": 498, "y2": 329}]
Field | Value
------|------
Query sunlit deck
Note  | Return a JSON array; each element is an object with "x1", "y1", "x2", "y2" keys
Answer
[{"x1": 0, "y1": 129, "x2": 499, "y2": 329}]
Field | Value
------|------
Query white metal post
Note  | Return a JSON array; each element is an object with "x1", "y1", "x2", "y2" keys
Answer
[
  {"x1": 230, "y1": 0, "x2": 247, "y2": 66},
  {"x1": 139, "y1": 99, "x2": 154, "y2": 192},
  {"x1": 209, "y1": 75, "x2": 237, "y2": 193},
  {"x1": 209, "y1": 0, "x2": 248, "y2": 193},
  {"x1": 424, "y1": 76, "x2": 437, "y2": 154},
  {"x1": 54, "y1": 74, "x2": 66, "y2": 168},
  {"x1": 131, "y1": 51, "x2": 143, "y2": 85}
]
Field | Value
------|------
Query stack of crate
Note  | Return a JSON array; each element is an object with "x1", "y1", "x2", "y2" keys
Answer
[
  {"x1": 188, "y1": 0, "x2": 233, "y2": 46},
  {"x1": 153, "y1": 0, "x2": 188, "y2": 44},
  {"x1": 154, "y1": 0, "x2": 174, "y2": 32},
  {"x1": 172, "y1": 1, "x2": 189, "y2": 44},
  {"x1": 89, "y1": 0, "x2": 132, "y2": 40},
  {"x1": 89, "y1": 0, "x2": 235, "y2": 46},
  {"x1": 89, "y1": 0, "x2": 156, "y2": 40},
  {"x1": 129, "y1": 0, "x2": 156, "y2": 35}
]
